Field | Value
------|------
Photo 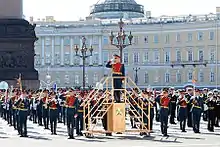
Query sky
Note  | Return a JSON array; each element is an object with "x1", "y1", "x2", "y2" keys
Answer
[{"x1": 23, "y1": 0, "x2": 220, "y2": 21}]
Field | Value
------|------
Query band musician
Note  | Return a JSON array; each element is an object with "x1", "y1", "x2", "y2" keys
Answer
[{"x1": 106, "y1": 54, "x2": 125, "y2": 103}]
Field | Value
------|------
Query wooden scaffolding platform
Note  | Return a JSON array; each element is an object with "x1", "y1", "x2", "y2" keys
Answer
[{"x1": 80, "y1": 76, "x2": 152, "y2": 137}]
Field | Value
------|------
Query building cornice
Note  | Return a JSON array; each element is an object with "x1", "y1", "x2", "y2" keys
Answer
[{"x1": 35, "y1": 21, "x2": 219, "y2": 36}]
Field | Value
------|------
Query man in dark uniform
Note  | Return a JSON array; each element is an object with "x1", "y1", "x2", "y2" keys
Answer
[
  {"x1": 177, "y1": 90, "x2": 187, "y2": 132},
  {"x1": 157, "y1": 88, "x2": 170, "y2": 137},
  {"x1": 169, "y1": 87, "x2": 178, "y2": 124},
  {"x1": 75, "y1": 94, "x2": 84, "y2": 136},
  {"x1": 66, "y1": 90, "x2": 77, "y2": 139},
  {"x1": 185, "y1": 87, "x2": 194, "y2": 127},
  {"x1": 106, "y1": 54, "x2": 125, "y2": 103},
  {"x1": 190, "y1": 89, "x2": 204, "y2": 133},
  {"x1": 41, "y1": 90, "x2": 49, "y2": 129},
  {"x1": 205, "y1": 91, "x2": 216, "y2": 132},
  {"x1": 48, "y1": 92, "x2": 59, "y2": 135},
  {"x1": 15, "y1": 90, "x2": 29, "y2": 137},
  {"x1": 215, "y1": 95, "x2": 220, "y2": 127},
  {"x1": 214, "y1": 89, "x2": 220, "y2": 127},
  {"x1": 202, "y1": 88, "x2": 208, "y2": 121}
]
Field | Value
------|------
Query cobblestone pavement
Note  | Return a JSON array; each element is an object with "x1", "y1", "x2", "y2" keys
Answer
[{"x1": 0, "y1": 118, "x2": 220, "y2": 147}]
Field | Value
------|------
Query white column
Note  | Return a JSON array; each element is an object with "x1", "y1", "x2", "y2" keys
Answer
[
  {"x1": 51, "y1": 37, "x2": 55, "y2": 66},
  {"x1": 98, "y1": 36, "x2": 102, "y2": 65},
  {"x1": 41, "y1": 37, "x2": 45, "y2": 66},
  {"x1": 70, "y1": 37, "x2": 74, "y2": 65},
  {"x1": 61, "y1": 37, "x2": 64, "y2": 66},
  {"x1": 89, "y1": 37, "x2": 93, "y2": 65}
]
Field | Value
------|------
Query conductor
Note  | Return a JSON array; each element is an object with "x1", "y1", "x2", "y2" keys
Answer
[{"x1": 106, "y1": 54, "x2": 125, "y2": 103}]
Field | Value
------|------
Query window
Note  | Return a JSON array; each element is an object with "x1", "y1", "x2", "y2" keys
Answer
[
  {"x1": 210, "y1": 71, "x2": 215, "y2": 82},
  {"x1": 103, "y1": 36, "x2": 108, "y2": 45},
  {"x1": 144, "y1": 72, "x2": 149, "y2": 83},
  {"x1": 176, "y1": 72, "x2": 181, "y2": 83},
  {"x1": 64, "y1": 52, "x2": 70, "y2": 65},
  {"x1": 198, "y1": 50, "x2": 204, "y2": 61},
  {"x1": 154, "y1": 71, "x2": 159, "y2": 82},
  {"x1": 209, "y1": 31, "x2": 214, "y2": 40},
  {"x1": 123, "y1": 52, "x2": 128, "y2": 64},
  {"x1": 165, "y1": 73, "x2": 170, "y2": 83},
  {"x1": 176, "y1": 50, "x2": 181, "y2": 62},
  {"x1": 165, "y1": 34, "x2": 169, "y2": 44},
  {"x1": 188, "y1": 71, "x2": 193, "y2": 81},
  {"x1": 93, "y1": 73, "x2": 98, "y2": 84},
  {"x1": 103, "y1": 52, "x2": 109, "y2": 64},
  {"x1": 45, "y1": 37, "x2": 51, "y2": 45},
  {"x1": 64, "y1": 37, "x2": 70, "y2": 46},
  {"x1": 85, "y1": 74, "x2": 89, "y2": 84},
  {"x1": 54, "y1": 53, "x2": 60, "y2": 65},
  {"x1": 74, "y1": 56, "x2": 80, "y2": 65},
  {"x1": 45, "y1": 54, "x2": 51, "y2": 65},
  {"x1": 133, "y1": 52, "x2": 139, "y2": 64},
  {"x1": 199, "y1": 72, "x2": 204, "y2": 82},
  {"x1": 54, "y1": 36, "x2": 60, "y2": 45},
  {"x1": 210, "y1": 49, "x2": 215, "y2": 63},
  {"x1": 134, "y1": 36, "x2": 138, "y2": 45},
  {"x1": 176, "y1": 33, "x2": 180, "y2": 42},
  {"x1": 153, "y1": 35, "x2": 159, "y2": 43},
  {"x1": 197, "y1": 32, "x2": 203, "y2": 41},
  {"x1": 144, "y1": 36, "x2": 148, "y2": 43},
  {"x1": 154, "y1": 50, "x2": 159, "y2": 63},
  {"x1": 188, "y1": 33, "x2": 192, "y2": 41},
  {"x1": 93, "y1": 36, "x2": 98, "y2": 44},
  {"x1": 164, "y1": 51, "x2": 170, "y2": 63},
  {"x1": 187, "y1": 50, "x2": 193, "y2": 62},
  {"x1": 64, "y1": 75, "x2": 70, "y2": 84},
  {"x1": 93, "y1": 52, "x2": 99, "y2": 65},
  {"x1": 143, "y1": 51, "x2": 149, "y2": 63},
  {"x1": 74, "y1": 37, "x2": 80, "y2": 45},
  {"x1": 75, "y1": 75, "x2": 80, "y2": 84},
  {"x1": 55, "y1": 72, "x2": 61, "y2": 84}
]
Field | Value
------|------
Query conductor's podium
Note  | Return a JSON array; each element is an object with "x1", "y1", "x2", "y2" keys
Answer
[
  {"x1": 107, "y1": 103, "x2": 126, "y2": 132},
  {"x1": 80, "y1": 76, "x2": 151, "y2": 137}
]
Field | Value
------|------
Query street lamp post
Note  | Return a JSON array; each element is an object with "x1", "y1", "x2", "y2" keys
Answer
[
  {"x1": 74, "y1": 36, "x2": 93, "y2": 92},
  {"x1": 109, "y1": 18, "x2": 133, "y2": 62},
  {"x1": 133, "y1": 67, "x2": 140, "y2": 85}
]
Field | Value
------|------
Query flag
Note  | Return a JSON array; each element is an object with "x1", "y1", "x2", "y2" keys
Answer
[
  {"x1": 17, "y1": 73, "x2": 22, "y2": 91},
  {"x1": 192, "y1": 70, "x2": 197, "y2": 84},
  {"x1": 53, "y1": 83, "x2": 57, "y2": 92}
]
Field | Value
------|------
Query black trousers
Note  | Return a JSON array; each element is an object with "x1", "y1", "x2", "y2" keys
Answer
[
  {"x1": 76, "y1": 112, "x2": 83, "y2": 135},
  {"x1": 208, "y1": 110, "x2": 215, "y2": 131},
  {"x1": 18, "y1": 111, "x2": 28, "y2": 136},
  {"x1": 67, "y1": 108, "x2": 75, "y2": 137},
  {"x1": 114, "y1": 90, "x2": 121, "y2": 103},
  {"x1": 43, "y1": 109, "x2": 49, "y2": 129},
  {"x1": 12, "y1": 109, "x2": 17, "y2": 129},
  {"x1": 49, "y1": 109, "x2": 58, "y2": 134},
  {"x1": 169, "y1": 103, "x2": 176, "y2": 123},
  {"x1": 32, "y1": 109, "x2": 37, "y2": 123},
  {"x1": 160, "y1": 108, "x2": 169, "y2": 135}
]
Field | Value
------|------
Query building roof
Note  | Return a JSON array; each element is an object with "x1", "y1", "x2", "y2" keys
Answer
[{"x1": 90, "y1": 0, "x2": 145, "y2": 19}]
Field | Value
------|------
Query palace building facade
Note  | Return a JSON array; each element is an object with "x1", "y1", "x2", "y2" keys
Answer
[{"x1": 33, "y1": 0, "x2": 220, "y2": 88}]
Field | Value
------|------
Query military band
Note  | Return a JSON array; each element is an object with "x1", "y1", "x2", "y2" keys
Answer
[
  {"x1": 0, "y1": 86, "x2": 220, "y2": 138},
  {"x1": 0, "y1": 55, "x2": 220, "y2": 138}
]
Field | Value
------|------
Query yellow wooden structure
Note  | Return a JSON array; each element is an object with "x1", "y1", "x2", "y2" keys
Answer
[{"x1": 80, "y1": 76, "x2": 152, "y2": 137}]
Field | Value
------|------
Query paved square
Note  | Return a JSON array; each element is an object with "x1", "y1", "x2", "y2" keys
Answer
[{"x1": 0, "y1": 118, "x2": 220, "y2": 147}]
